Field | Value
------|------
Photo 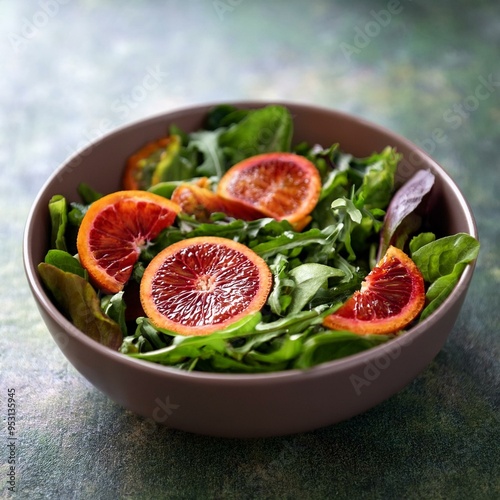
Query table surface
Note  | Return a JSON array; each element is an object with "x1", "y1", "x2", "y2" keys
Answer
[{"x1": 1, "y1": 1, "x2": 499, "y2": 498}]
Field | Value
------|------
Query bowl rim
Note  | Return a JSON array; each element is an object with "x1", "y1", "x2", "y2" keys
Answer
[{"x1": 23, "y1": 100, "x2": 479, "y2": 384}]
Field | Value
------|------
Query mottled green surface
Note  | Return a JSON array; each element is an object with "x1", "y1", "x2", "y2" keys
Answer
[{"x1": 1, "y1": 1, "x2": 499, "y2": 498}]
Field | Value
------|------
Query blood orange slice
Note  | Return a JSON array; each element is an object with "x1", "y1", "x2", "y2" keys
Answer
[
  {"x1": 323, "y1": 246, "x2": 425, "y2": 335},
  {"x1": 171, "y1": 183, "x2": 267, "y2": 222},
  {"x1": 77, "y1": 190, "x2": 180, "y2": 294},
  {"x1": 140, "y1": 236, "x2": 272, "y2": 336},
  {"x1": 217, "y1": 152, "x2": 321, "y2": 224},
  {"x1": 123, "y1": 135, "x2": 180, "y2": 190}
]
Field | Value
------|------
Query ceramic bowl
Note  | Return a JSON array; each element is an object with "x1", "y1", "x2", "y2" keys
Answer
[{"x1": 23, "y1": 101, "x2": 478, "y2": 438}]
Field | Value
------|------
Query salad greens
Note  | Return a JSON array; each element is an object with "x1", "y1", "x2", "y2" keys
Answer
[{"x1": 38, "y1": 104, "x2": 480, "y2": 373}]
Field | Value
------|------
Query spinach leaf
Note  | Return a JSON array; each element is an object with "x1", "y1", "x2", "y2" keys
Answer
[
  {"x1": 411, "y1": 233, "x2": 480, "y2": 320},
  {"x1": 219, "y1": 105, "x2": 293, "y2": 165},
  {"x1": 44, "y1": 249, "x2": 87, "y2": 279}
]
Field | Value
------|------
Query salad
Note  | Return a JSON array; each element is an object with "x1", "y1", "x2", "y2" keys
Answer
[{"x1": 38, "y1": 104, "x2": 480, "y2": 373}]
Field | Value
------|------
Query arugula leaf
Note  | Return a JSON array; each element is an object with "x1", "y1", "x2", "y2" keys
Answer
[
  {"x1": 189, "y1": 129, "x2": 225, "y2": 178},
  {"x1": 288, "y1": 263, "x2": 344, "y2": 314},
  {"x1": 357, "y1": 146, "x2": 400, "y2": 209},
  {"x1": 101, "y1": 291, "x2": 128, "y2": 336},
  {"x1": 268, "y1": 254, "x2": 295, "y2": 315}
]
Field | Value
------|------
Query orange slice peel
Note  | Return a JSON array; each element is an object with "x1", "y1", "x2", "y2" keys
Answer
[{"x1": 323, "y1": 246, "x2": 426, "y2": 335}]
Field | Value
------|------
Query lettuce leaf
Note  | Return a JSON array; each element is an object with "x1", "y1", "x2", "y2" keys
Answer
[{"x1": 38, "y1": 263, "x2": 123, "y2": 350}]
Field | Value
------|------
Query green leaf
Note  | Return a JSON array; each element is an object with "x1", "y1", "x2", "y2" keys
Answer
[
  {"x1": 409, "y1": 232, "x2": 436, "y2": 254},
  {"x1": 101, "y1": 291, "x2": 128, "y2": 336},
  {"x1": 288, "y1": 263, "x2": 344, "y2": 314},
  {"x1": 189, "y1": 129, "x2": 225, "y2": 178},
  {"x1": 77, "y1": 183, "x2": 103, "y2": 204},
  {"x1": 44, "y1": 249, "x2": 87, "y2": 279},
  {"x1": 48, "y1": 194, "x2": 68, "y2": 251},
  {"x1": 38, "y1": 263, "x2": 123, "y2": 350},
  {"x1": 148, "y1": 181, "x2": 186, "y2": 198},
  {"x1": 251, "y1": 228, "x2": 329, "y2": 260},
  {"x1": 294, "y1": 330, "x2": 391, "y2": 369},
  {"x1": 411, "y1": 233, "x2": 480, "y2": 283},
  {"x1": 358, "y1": 146, "x2": 400, "y2": 209},
  {"x1": 219, "y1": 105, "x2": 293, "y2": 165},
  {"x1": 68, "y1": 202, "x2": 88, "y2": 227},
  {"x1": 245, "y1": 333, "x2": 307, "y2": 364},
  {"x1": 411, "y1": 233, "x2": 480, "y2": 320},
  {"x1": 268, "y1": 254, "x2": 294, "y2": 315}
]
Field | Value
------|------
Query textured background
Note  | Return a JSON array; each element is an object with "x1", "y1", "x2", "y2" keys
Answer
[{"x1": 1, "y1": 1, "x2": 499, "y2": 498}]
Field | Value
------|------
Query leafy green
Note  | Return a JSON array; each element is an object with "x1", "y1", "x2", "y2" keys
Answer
[
  {"x1": 48, "y1": 195, "x2": 68, "y2": 251},
  {"x1": 288, "y1": 263, "x2": 344, "y2": 314},
  {"x1": 77, "y1": 183, "x2": 103, "y2": 204},
  {"x1": 38, "y1": 104, "x2": 480, "y2": 374},
  {"x1": 411, "y1": 233, "x2": 480, "y2": 320},
  {"x1": 294, "y1": 330, "x2": 391, "y2": 369},
  {"x1": 38, "y1": 263, "x2": 123, "y2": 350},
  {"x1": 219, "y1": 104, "x2": 293, "y2": 165},
  {"x1": 44, "y1": 249, "x2": 87, "y2": 279},
  {"x1": 101, "y1": 292, "x2": 128, "y2": 336},
  {"x1": 189, "y1": 129, "x2": 225, "y2": 178}
]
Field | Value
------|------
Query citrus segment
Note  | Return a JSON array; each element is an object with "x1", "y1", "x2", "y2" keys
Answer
[
  {"x1": 77, "y1": 190, "x2": 180, "y2": 294},
  {"x1": 140, "y1": 236, "x2": 272, "y2": 336},
  {"x1": 217, "y1": 152, "x2": 321, "y2": 223},
  {"x1": 123, "y1": 135, "x2": 180, "y2": 190},
  {"x1": 171, "y1": 184, "x2": 267, "y2": 222},
  {"x1": 323, "y1": 246, "x2": 425, "y2": 335}
]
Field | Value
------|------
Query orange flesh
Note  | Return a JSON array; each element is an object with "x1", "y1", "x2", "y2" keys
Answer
[
  {"x1": 323, "y1": 246, "x2": 425, "y2": 335},
  {"x1": 140, "y1": 236, "x2": 272, "y2": 336},
  {"x1": 77, "y1": 191, "x2": 180, "y2": 294},
  {"x1": 217, "y1": 152, "x2": 321, "y2": 223},
  {"x1": 171, "y1": 183, "x2": 268, "y2": 222}
]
